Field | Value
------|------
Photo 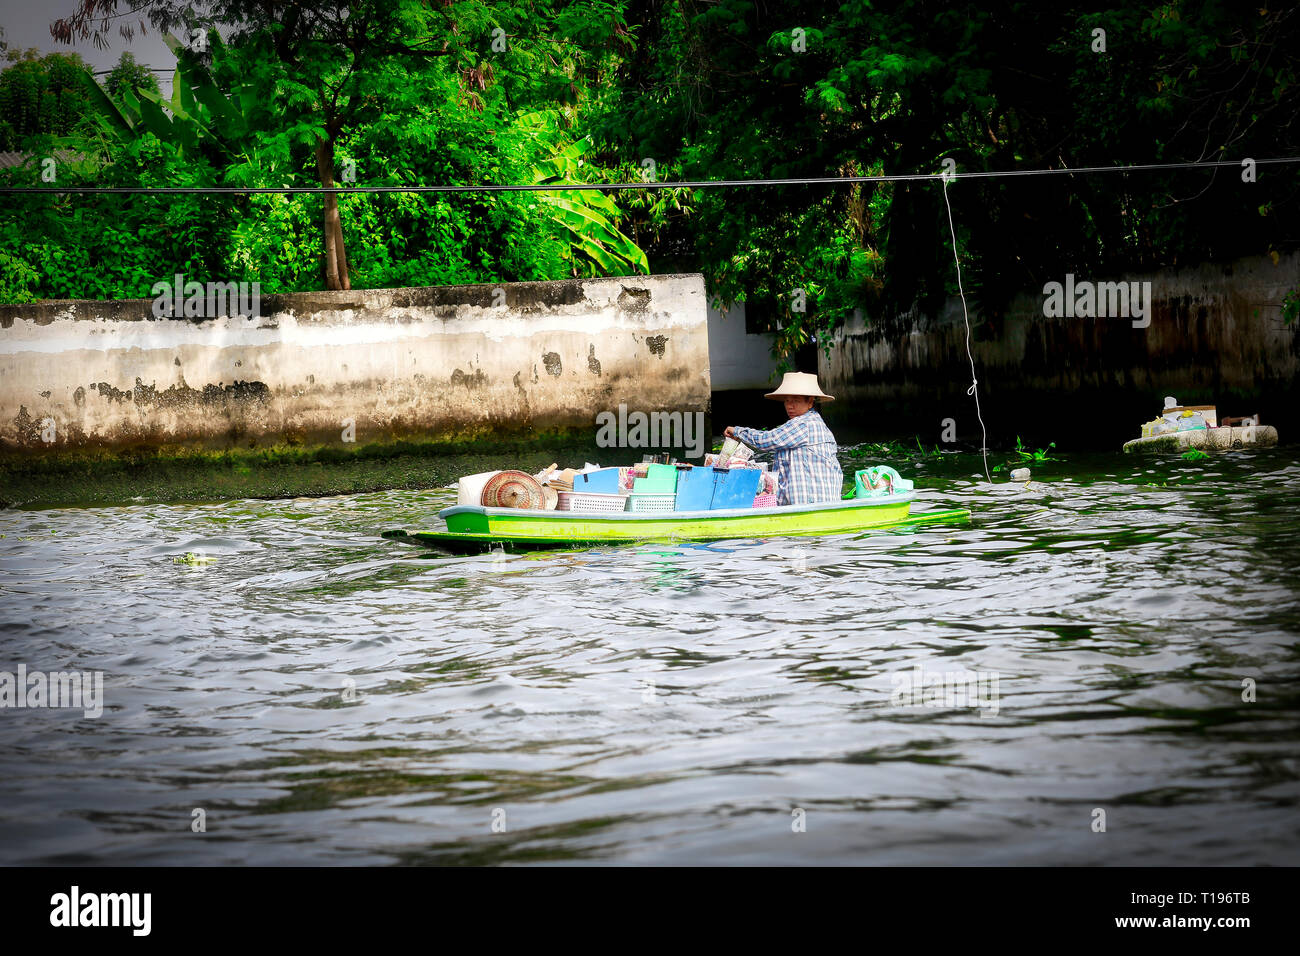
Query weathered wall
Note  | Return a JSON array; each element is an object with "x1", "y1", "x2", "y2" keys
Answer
[
  {"x1": 822, "y1": 252, "x2": 1299, "y2": 448},
  {"x1": 0, "y1": 273, "x2": 710, "y2": 456}
]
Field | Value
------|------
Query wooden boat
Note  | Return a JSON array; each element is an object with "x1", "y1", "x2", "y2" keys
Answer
[{"x1": 388, "y1": 492, "x2": 970, "y2": 552}]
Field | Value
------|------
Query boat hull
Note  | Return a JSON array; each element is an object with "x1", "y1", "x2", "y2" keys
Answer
[{"x1": 389, "y1": 494, "x2": 970, "y2": 551}]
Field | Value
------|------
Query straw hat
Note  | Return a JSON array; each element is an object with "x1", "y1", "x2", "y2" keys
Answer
[
  {"x1": 764, "y1": 371, "x2": 834, "y2": 402},
  {"x1": 481, "y1": 470, "x2": 546, "y2": 509}
]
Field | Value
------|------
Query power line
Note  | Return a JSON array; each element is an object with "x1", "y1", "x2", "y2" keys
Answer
[
  {"x1": 0, "y1": 157, "x2": 1295, "y2": 195},
  {"x1": 90, "y1": 67, "x2": 174, "y2": 75}
]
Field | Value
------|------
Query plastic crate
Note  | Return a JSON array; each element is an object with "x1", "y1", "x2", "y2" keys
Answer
[
  {"x1": 753, "y1": 493, "x2": 779, "y2": 509},
  {"x1": 556, "y1": 491, "x2": 628, "y2": 513},
  {"x1": 625, "y1": 493, "x2": 677, "y2": 513}
]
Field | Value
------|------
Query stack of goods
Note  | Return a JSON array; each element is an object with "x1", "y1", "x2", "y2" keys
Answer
[
  {"x1": 1140, "y1": 397, "x2": 1215, "y2": 438},
  {"x1": 704, "y1": 437, "x2": 755, "y2": 468},
  {"x1": 459, "y1": 463, "x2": 609, "y2": 511},
  {"x1": 533, "y1": 463, "x2": 586, "y2": 510},
  {"x1": 543, "y1": 466, "x2": 576, "y2": 493},
  {"x1": 457, "y1": 450, "x2": 820, "y2": 515}
]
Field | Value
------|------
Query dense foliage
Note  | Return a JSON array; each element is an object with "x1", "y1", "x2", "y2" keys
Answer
[
  {"x1": 587, "y1": 0, "x2": 1300, "y2": 351},
  {"x1": 0, "y1": 49, "x2": 93, "y2": 150},
  {"x1": 1, "y1": 0, "x2": 1296, "y2": 354}
]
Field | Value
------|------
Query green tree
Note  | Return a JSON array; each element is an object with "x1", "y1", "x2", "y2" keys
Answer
[
  {"x1": 52, "y1": 0, "x2": 647, "y2": 290},
  {"x1": 0, "y1": 50, "x2": 94, "y2": 150},
  {"x1": 104, "y1": 51, "x2": 158, "y2": 103},
  {"x1": 4, "y1": 0, "x2": 650, "y2": 301}
]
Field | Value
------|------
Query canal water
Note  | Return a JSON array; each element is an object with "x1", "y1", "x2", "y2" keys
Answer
[{"x1": 1, "y1": 447, "x2": 1297, "y2": 865}]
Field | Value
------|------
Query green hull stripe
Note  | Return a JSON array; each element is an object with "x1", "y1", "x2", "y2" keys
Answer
[{"x1": 439, "y1": 495, "x2": 918, "y2": 538}]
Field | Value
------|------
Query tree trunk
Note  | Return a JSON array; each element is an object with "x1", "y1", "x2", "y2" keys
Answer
[{"x1": 314, "y1": 137, "x2": 351, "y2": 290}]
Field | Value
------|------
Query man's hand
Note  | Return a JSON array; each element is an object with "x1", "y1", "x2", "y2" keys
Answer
[{"x1": 724, "y1": 426, "x2": 736, "y2": 439}]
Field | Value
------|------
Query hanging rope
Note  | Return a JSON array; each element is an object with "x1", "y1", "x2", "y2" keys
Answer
[{"x1": 941, "y1": 174, "x2": 992, "y2": 484}]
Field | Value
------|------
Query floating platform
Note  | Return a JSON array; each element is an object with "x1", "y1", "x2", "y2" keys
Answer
[{"x1": 1122, "y1": 425, "x2": 1279, "y2": 454}]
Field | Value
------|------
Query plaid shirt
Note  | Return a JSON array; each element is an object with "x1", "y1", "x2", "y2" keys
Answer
[{"x1": 733, "y1": 409, "x2": 843, "y2": 505}]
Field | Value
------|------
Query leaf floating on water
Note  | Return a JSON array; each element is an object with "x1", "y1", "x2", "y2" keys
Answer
[{"x1": 173, "y1": 551, "x2": 216, "y2": 566}]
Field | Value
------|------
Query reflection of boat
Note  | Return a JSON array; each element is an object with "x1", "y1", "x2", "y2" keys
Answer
[
  {"x1": 387, "y1": 493, "x2": 970, "y2": 552},
  {"x1": 1123, "y1": 425, "x2": 1279, "y2": 454}
]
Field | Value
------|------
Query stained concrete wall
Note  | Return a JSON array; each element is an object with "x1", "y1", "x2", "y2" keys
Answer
[
  {"x1": 0, "y1": 274, "x2": 710, "y2": 455},
  {"x1": 821, "y1": 252, "x2": 1299, "y2": 448}
]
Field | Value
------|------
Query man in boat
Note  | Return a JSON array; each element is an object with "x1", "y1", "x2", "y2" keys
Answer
[{"x1": 724, "y1": 372, "x2": 844, "y2": 506}]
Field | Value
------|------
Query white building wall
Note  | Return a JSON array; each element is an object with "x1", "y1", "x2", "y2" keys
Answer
[{"x1": 706, "y1": 300, "x2": 781, "y2": 391}]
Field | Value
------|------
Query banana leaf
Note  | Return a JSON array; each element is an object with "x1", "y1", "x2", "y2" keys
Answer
[
  {"x1": 163, "y1": 31, "x2": 243, "y2": 133},
  {"x1": 538, "y1": 193, "x2": 648, "y2": 273},
  {"x1": 76, "y1": 69, "x2": 134, "y2": 135},
  {"x1": 134, "y1": 95, "x2": 176, "y2": 144}
]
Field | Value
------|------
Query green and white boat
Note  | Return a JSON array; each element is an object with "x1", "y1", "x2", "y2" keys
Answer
[{"x1": 389, "y1": 492, "x2": 970, "y2": 552}]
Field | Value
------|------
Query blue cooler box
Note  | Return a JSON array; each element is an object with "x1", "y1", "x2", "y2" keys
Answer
[
  {"x1": 675, "y1": 466, "x2": 762, "y2": 510},
  {"x1": 574, "y1": 468, "x2": 622, "y2": 494},
  {"x1": 674, "y1": 466, "x2": 716, "y2": 511},
  {"x1": 709, "y1": 467, "x2": 762, "y2": 509}
]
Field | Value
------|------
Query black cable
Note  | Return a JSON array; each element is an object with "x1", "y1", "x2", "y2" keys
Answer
[{"x1": 1, "y1": 157, "x2": 1296, "y2": 195}]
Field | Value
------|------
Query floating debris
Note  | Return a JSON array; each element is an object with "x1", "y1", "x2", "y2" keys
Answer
[
  {"x1": 173, "y1": 552, "x2": 216, "y2": 566},
  {"x1": 1125, "y1": 397, "x2": 1279, "y2": 453}
]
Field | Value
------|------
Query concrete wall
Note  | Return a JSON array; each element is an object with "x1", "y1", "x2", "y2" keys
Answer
[
  {"x1": 706, "y1": 300, "x2": 781, "y2": 391},
  {"x1": 821, "y1": 252, "x2": 1299, "y2": 448},
  {"x1": 0, "y1": 273, "x2": 711, "y2": 456}
]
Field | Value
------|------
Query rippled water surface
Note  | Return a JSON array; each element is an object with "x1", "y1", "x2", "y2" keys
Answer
[{"x1": 2, "y1": 449, "x2": 1298, "y2": 865}]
